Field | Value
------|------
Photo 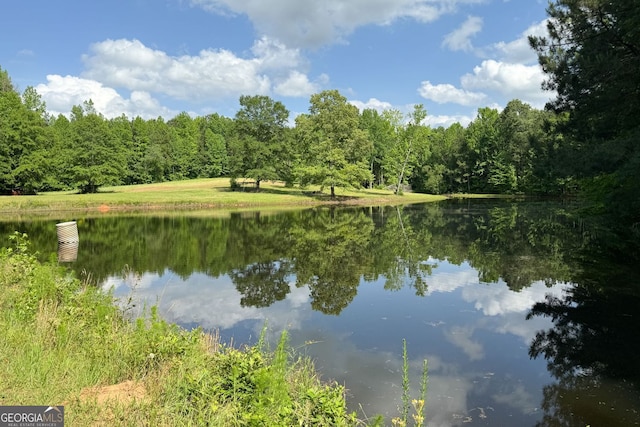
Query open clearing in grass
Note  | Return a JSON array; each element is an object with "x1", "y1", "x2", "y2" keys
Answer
[{"x1": 0, "y1": 178, "x2": 447, "y2": 216}]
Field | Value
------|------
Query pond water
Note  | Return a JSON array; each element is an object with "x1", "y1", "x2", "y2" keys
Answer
[{"x1": 2, "y1": 199, "x2": 639, "y2": 426}]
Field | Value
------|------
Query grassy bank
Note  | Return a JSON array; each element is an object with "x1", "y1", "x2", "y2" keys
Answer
[
  {"x1": 0, "y1": 178, "x2": 447, "y2": 215},
  {"x1": 0, "y1": 233, "x2": 361, "y2": 426}
]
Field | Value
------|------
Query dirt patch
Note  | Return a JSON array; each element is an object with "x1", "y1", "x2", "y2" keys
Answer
[{"x1": 79, "y1": 380, "x2": 146, "y2": 405}]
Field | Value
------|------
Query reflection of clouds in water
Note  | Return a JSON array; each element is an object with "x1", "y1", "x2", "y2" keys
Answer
[
  {"x1": 495, "y1": 310, "x2": 555, "y2": 344},
  {"x1": 287, "y1": 284, "x2": 311, "y2": 308},
  {"x1": 103, "y1": 271, "x2": 311, "y2": 331},
  {"x1": 424, "y1": 264, "x2": 568, "y2": 346},
  {"x1": 99, "y1": 261, "x2": 558, "y2": 425},
  {"x1": 102, "y1": 270, "x2": 162, "y2": 291},
  {"x1": 424, "y1": 264, "x2": 479, "y2": 294},
  {"x1": 424, "y1": 263, "x2": 568, "y2": 319},
  {"x1": 444, "y1": 325, "x2": 484, "y2": 361},
  {"x1": 286, "y1": 330, "x2": 476, "y2": 425},
  {"x1": 103, "y1": 262, "x2": 566, "y2": 343},
  {"x1": 461, "y1": 280, "x2": 569, "y2": 316},
  {"x1": 290, "y1": 328, "x2": 529, "y2": 427},
  {"x1": 492, "y1": 383, "x2": 540, "y2": 415}
]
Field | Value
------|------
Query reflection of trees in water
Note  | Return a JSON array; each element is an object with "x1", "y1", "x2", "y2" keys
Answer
[
  {"x1": 464, "y1": 203, "x2": 577, "y2": 290},
  {"x1": 368, "y1": 205, "x2": 436, "y2": 295},
  {"x1": 1, "y1": 200, "x2": 587, "y2": 314},
  {"x1": 289, "y1": 207, "x2": 373, "y2": 315},
  {"x1": 230, "y1": 261, "x2": 292, "y2": 308},
  {"x1": 527, "y1": 260, "x2": 640, "y2": 425}
]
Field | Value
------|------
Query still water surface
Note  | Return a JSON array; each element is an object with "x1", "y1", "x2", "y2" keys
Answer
[{"x1": 2, "y1": 200, "x2": 639, "y2": 426}]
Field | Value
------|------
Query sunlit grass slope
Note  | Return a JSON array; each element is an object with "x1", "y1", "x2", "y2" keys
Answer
[{"x1": 0, "y1": 178, "x2": 447, "y2": 214}]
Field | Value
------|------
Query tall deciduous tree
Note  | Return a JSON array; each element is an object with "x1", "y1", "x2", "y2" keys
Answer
[
  {"x1": 110, "y1": 114, "x2": 135, "y2": 183},
  {"x1": 230, "y1": 95, "x2": 289, "y2": 190},
  {"x1": 194, "y1": 114, "x2": 230, "y2": 178},
  {"x1": 413, "y1": 123, "x2": 462, "y2": 194},
  {"x1": 68, "y1": 100, "x2": 126, "y2": 193},
  {"x1": 127, "y1": 116, "x2": 151, "y2": 184},
  {"x1": 49, "y1": 114, "x2": 73, "y2": 189},
  {"x1": 0, "y1": 69, "x2": 24, "y2": 191},
  {"x1": 381, "y1": 105, "x2": 429, "y2": 194},
  {"x1": 167, "y1": 112, "x2": 199, "y2": 180},
  {"x1": 491, "y1": 100, "x2": 542, "y2": 193},
  {"x1": 0, "y1": 70, "x2": 52, "y2": 194},
  {"x1": 465, "y1": 107, "x2": 500, "y2": 192},
  {"x1": 359, "y1": 108, "x2": 397, "y2": 188},
  {"x1": 296, "y1": 90, "x2": 372, "y2": 197},
  {"x1": 145, "y1": 118, "x2": 172, "y2": 182},
  {"x1": 22, "y1": 86, "x2": 48, "y2": 121}
]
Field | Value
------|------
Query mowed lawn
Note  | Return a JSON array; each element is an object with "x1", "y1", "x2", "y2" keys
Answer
[{"x1": 0, "y1": 178, "x2": 447, "y2": 214}]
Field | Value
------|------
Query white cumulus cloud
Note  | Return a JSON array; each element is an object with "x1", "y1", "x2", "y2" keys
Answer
[
  {"x1": 454, "y1": 19, "x2": 555, "y2": 109},
  {"x1": 35, "y1": 36, "x2": 324, "y2": 119},
  {"x1": 442, "y1": 15, "x2": 483, "y2": 52},
  {"x1": 349, "y1": 97, "x2": 394, "y2": 112},
  {"x1": 415, "y1": 18, "x2": 555, "y2": 120},
  {"x1": 35, "y1": 74, "x2": 178, "y2": 119},
  {"x1": 274, "y1": 70, "x2": 322, "y2": 97},
  {"x1": 190, "y1": 0, "x2": 487, "y2": 48},
  {"x1": 425, "y1": 113, "x2": 474, "y2": 128},
  {"x1": 419, "y1": 80, "x2": 487, "y2": 106},
  {"x1": 461, "y1": 59, "x2": 550, "y2": 107},
  {"x1": 489, "y1": 20, "x2": 549, "y2": 64},
  {"x1": 81, "y1": 38, "x2": 273, "y2": 101}
]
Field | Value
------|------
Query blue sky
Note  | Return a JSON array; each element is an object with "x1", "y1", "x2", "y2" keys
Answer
[{"x1": 1, "y1": 0, "x2": 553, "y2": 126}]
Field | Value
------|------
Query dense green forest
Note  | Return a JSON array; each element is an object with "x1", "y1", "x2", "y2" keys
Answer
[
  {"x1": 1, "y1": 0, "x2": 638, "y2": 248},
  {"x1": 0, "y1": 73, "x2": 565, "y2": 197}
]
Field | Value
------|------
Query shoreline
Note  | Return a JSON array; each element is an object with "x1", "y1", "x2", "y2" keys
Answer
[{"x1": 0, "y1": 178, "x2": 453, "y2": 218}]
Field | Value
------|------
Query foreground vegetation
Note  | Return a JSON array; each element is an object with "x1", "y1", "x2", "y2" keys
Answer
[
  {"x1": 0, "y1": 233, "x2": 360, "y2": 425},
  {"x1": 0, "y1": 178, "x2": 447, "y2": 215},
  {"x1": 1, "y1": 233, "x2": 434, "y2": 426}
]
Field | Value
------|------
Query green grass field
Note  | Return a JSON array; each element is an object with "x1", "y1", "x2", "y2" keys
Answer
[{"x1": 0, "y1": 178, "x2": 447, "y2": 215}]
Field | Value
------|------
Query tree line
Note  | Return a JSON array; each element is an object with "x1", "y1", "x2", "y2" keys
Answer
[{"x1": 0, "y1": 68, "x2": 572, "y2": 198}]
